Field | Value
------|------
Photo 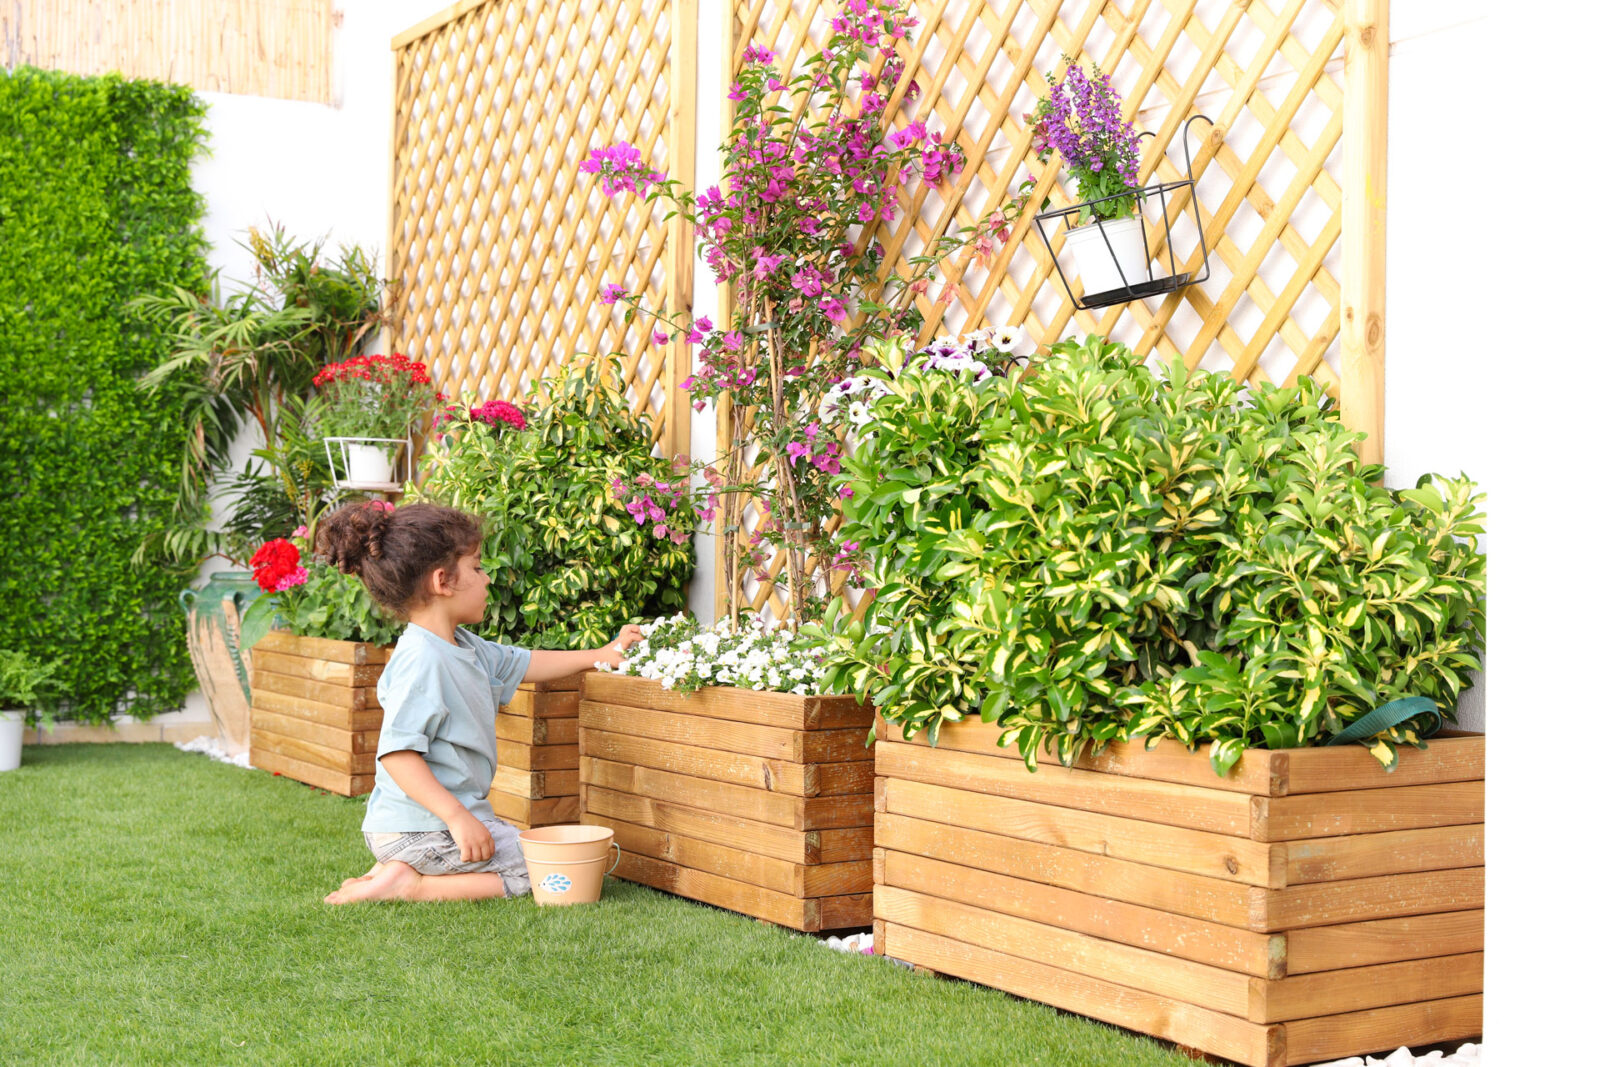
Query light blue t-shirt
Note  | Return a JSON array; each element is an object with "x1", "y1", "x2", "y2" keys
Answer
[{"x1": 361, "y1": 622, "x2": 532, "y2": 833}]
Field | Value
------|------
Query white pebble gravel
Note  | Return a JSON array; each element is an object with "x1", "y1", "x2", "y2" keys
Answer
[
  {"x1": 174, "y1": 735, "x2": 252, "y2": 769},
  {"x1": 1311, "y1": 1042, "x2": 1480, "y2": 1066}
]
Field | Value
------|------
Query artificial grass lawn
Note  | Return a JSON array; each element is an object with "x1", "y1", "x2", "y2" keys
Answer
[{"x1": 1, "y1": 745, "x2": 1202, "y2": 1066}]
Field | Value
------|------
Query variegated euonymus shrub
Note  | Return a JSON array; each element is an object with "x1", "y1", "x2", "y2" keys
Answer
[
  {"x1": 412, "y1": 360, "x2": 698, "y2": 649},
  {"x1": 810, "y1": 336, "x2": 1486, "y2": 775}
]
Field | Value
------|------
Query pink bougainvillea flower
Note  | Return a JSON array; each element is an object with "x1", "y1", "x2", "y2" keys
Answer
[
  {"x1": 652, "y1": 330, "x2": 671, "y2": 346},
  {"x1": 600, "y1": 283, "x2": 628, "y2": 305}
]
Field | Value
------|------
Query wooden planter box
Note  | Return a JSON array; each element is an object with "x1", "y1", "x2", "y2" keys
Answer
[
  {"x1": 249, "y1": 632, "x2": 391, "y2": 796},
  {"x1": 873, "y1": 718, "x2": 1484, "y2": 1067},
  {"x1": 578, "y1": 672, "x2": 876, "y2": 931},
  {"x1": 489, "y1": 671, "x2": 587, "y2": 829}
]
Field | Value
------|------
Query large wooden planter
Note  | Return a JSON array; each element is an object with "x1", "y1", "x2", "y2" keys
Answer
[
  {"x1": 873, "y1": 718, "x2": 1484, "y2": 1067},
  {"x1": 249, "y1": 632, "x2": 391, "y2": 796},
  {"x1": 578, "y1": 672, "x2": 876, "y2": 931},
  {"x1": 489, "y1": 672, "x2": 587, "y2": 830}
]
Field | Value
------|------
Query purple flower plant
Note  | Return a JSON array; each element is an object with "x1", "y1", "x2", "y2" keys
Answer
[{"x1": 1031, "y1": 62, "x2": 1143, "y2": 222}]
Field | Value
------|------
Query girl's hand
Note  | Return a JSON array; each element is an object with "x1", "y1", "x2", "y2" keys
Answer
[
  {"x1": 597, "y1": 624, "x2": 645, "y2": 668},
  {"x1": 447, "y1": 813, "x2": 495, "y2": 864}
]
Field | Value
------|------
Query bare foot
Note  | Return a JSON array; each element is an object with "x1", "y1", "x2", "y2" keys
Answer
[
  {"x1": 339, "y1": 861, "x2": 385, "y2": 890},
  {"x1": 324, "y1": 861, "x2": 420, "y2": 905}
]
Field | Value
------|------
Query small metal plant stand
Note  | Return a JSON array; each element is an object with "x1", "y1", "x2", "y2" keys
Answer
[
  {"x1": 1033, "y1": 114, "x2": 1214, "y2": 311},
  {"x1": 322, "y1": 436, "x2": 414, "y2": 493}
]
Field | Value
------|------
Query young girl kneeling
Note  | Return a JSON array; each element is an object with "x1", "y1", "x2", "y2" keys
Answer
[{"x1": 317, "y1": 501, "x2": 641, "y2": 905}]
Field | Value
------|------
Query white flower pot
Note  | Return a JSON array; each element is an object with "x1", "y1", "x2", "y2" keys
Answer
[
  {"x1": 1065, "y1": 216, "x2": 1150, "y2": 296},
  {"x1": 347, "y1": 443, "x2": 396, "y2": 485},
  {"x1": 0, "y1": 709, "x2": 25, "y2": 772}
]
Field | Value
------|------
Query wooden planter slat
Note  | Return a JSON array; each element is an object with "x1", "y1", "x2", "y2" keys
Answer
[
  {"x1": 875, "y1": 720, "x2": 1484, "y2": 1065},
  {"x1": 582, "y1": 700, "x2": 872, "y2": 762},
  {"x1": 1281, "y1": 995, "x2": 1484, "y2": 1065},
  {"x1": 250, "y1": 648, "x2": 386, "y2": 687},
  {"x1": 496, "y1": 740, "x2": 579, "y2": 772},
  {"x1": 584, "y1": 784, "x2": 873, "y2": 863},
  {"x1": 615, "y1": 850, "x2": 873, "y2": 929},
  {"x1": 877, "y1": 811, "x2": 1257, "y2": 927},
  {"x1": 497, "y1": 714, "x2": 579, "y2": 746},
  {"x1": 880, "y1": 848, "x2": 1282, "y2": 977},
  {"x1": 252, "y1": 748, "x2": 374, "y2": 796},
  {"x1": 1281, "y1": 911, "x2": 1485, "y2": 975},
  {"x1": 252, "y1": 668, "x2": 379, "y2": 709},
  {"x1": 531, "y1": 718, "x2": 578, "y2": 745},
  {"x1": 581, "y1": 755, "x2": 874, "y2": 831},
  {"x1": 883, "y1": 776, "x2": 1279, "y2": 885},
  {"x1": 877, "y1": 884, "x2": 1256, "y2": 1016},
  {"x1": 252, "y1": 729, "x2": 376, "y2": 775},
  {"x1": 1252, "y1": 781, "x2": 1485, "y2": 841},
  {"x1": 490, "y1": 793, "x2": 579, "y2": 827},
  {"x1": 876, "y1": 741, "x2": 1258, "y2": 837},
  {"x1": 886, "y1": 922, "x2": 1278, "y2": 1067},
  {"x1": 503, "y1": 689, "x2": 581, "y2": 717},
  {"x1": 583, "y1": 671, "x2": 873, "y2": 729},
  {"x1": 583, "y1": 727, "x2": 875, "y2": 797},
  {"x1": 884, "y1": 777, "x2": 1482, "y2": 887},
  {"x1": 254, "y1": 630, "x2": 390, "y2": 665},
  {"x1": 250, "y1": 636, "x2": 391, "y2": 796},
  {"x1": 1258, "y1": 868, "x2": 1484, "y2": 932},
  {"x1": 588, "y1": 813, "x2": 871, "y2": 897},
  {"x1": 1254, "y1": 951, "x2": 1483, "y2": 1024},
  {"x1": 490, "y1": 767, "x2": 579, "y2": 800},
  {"x1": 899, "y1": 717, "x2": 1485, "y2": 796},
  {"x1": 1284, "y1": 825, "x2": 1483, "y2": 884},
  {"x1": 251, "y1": 709, "x2": 377, "y2": 754},
  {"x1": 578, "y1": 675, "x2": 876, "y2": 930},
  {"x1": 251, "y1": 688, "x2": 384, "y2": 731}
]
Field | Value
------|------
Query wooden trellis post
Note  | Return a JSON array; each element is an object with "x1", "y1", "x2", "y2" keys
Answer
[{"x1": 1341, "y1": 0, "x2": 1388, "y2": 466}]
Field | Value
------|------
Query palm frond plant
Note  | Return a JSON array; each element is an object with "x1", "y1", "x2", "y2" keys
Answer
[{"x1": 130, "y1": 224, "x2": 392, "y2": 566}]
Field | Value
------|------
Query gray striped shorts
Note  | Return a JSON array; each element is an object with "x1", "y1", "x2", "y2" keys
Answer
[{"x1": 364, "y1": 816, "x2": 530, "y2": 898}]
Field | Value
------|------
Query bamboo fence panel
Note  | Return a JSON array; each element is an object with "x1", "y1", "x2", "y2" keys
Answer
[
  {"x1": 2, "y1": 0, "x2": 332, "y2": 103},
  {"x1": 718, "y1": 0, "x2": 1384, "y2": 623},
  {"x1": 389, "y1": 0, "x2": 695, "y2": 458}
]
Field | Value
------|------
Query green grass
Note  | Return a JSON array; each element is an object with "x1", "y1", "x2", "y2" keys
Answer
[{"x1": 0, "y1": 745, "x2": 1201, "y2": 1066}]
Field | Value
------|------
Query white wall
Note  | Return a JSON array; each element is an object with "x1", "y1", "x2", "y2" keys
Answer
[{"x1": 172, "y1": 0, "x2": 449, "y2": 725}]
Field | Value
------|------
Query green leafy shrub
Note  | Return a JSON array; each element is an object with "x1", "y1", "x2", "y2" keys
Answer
[
  {"x1": 0, "y1": 67, "x2": 208, "y2": 723},
  {"x1": 812, "y1": 336, "x2": 1486, "y2": 775},
  {"x1": 413, "y1": 359, "x2": 698, "y2": 649},
  {"x1": 132, "y1": 225, "x2": 391, "y2": 566}
]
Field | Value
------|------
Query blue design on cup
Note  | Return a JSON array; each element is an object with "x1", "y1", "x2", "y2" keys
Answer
[{"x1": 539, "y1": 873, "x2": 573, "y2": 894}]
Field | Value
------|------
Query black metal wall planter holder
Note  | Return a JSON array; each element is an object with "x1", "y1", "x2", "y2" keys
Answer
[{"x1": 1033, "y1": 115, "x2": 1214, "y2": 311}]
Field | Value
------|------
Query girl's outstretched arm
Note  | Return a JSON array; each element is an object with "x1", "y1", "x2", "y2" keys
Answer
[{"x1": 521, "y1": 624, "x2": 644, "y2": 682}]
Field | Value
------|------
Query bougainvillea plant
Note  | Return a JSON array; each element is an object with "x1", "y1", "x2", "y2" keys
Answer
[
  {"x1": 1028, "y1": 61, "x2": 1142, "y2": 222},
  {"x1": 312, "y1": 353, "x2": 441, "y2": 440},
  {"x1": 583, "y1": 0, "x2": 1032, "y2": 625}
]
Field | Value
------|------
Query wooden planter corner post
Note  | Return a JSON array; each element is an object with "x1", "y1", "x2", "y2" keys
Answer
[
  {"x1": 490, "y1": 672, "x2": 587, "y2": 830},
  {"x1": 872, "y1": 718, "x2": 1483, "y2": 1067},
  {"x1": 249, "y1": 631, "x2": 392, "y2": 796},
  {"x1": 579, "y1": 672, "x2": 876, "y2": 931}
]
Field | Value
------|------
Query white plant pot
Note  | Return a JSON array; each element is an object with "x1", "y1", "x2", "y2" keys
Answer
[
  {"x1": 347, "y1": 443, "x2": 396, "y2": 485},
  {"x1": 1065, "y1": 215, "x2": 1150, "y2": 296},
  {"x1": 0, "y1": 709, "x2": 25, "y2": 773}
]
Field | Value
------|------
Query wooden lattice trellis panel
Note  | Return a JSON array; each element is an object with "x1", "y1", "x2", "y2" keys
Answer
[
  {"x1": 390, "y1": 0, "x2": 697, "y2": 456},
  {"x1": 719, "y1": 0, "x2": 1387, "y2": 623}
]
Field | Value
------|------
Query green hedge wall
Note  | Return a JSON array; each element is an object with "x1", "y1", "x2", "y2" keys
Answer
[{"x1": 0, "y1": 67, "x2": 209, "y2": 723}]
